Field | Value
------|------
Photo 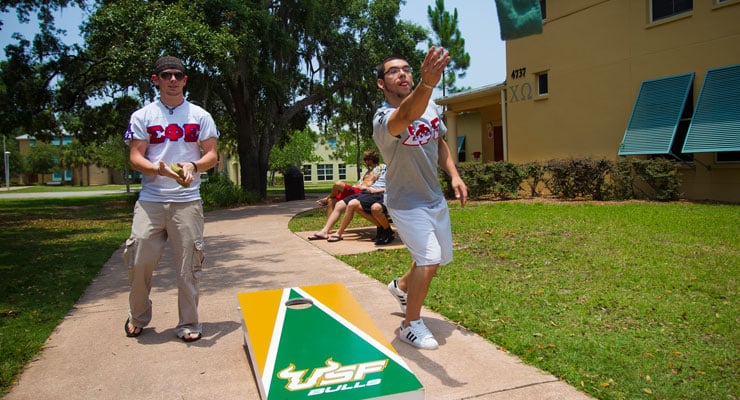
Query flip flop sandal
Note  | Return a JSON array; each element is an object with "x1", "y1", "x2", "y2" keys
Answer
[
  {"x1": 181, "y1": 332, "x2": 202, "y2": 343},
  {"x1": 327, "y1": 235, "x2": 343, "y2": 242},
  {"x1": 125, "y1": 318, "x2": 142, "y2": 338},
  {"x1": 307, "y1": 233, "x2": 328, "y2": 240}
]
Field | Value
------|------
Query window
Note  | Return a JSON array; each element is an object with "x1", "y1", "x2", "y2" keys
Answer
[
  {"x1": 651, "y1": 0, "x2": 692, "y2": 22},
  {"x1": 316, "y1": 164, "x2": 333, "y2": 181},
  {"x1": 457, "y1": 136, "x2": 466, "y2": 162},
  {"x1": 338, "y1": 164, "x2": 347, "y2": 180},
  {"x1": 539, "y1": 0, "x2": 547, "y2": 19},
  {"x1": 52, "y1": 170, "x2": 73, "y2": 182},
  {"x1": 536, "y1": 72, "x2": 549, "y2": 96},
  {"x1": 302, "y1": 164, "x2": 312, "y2": 181},
  {"x1": 669, "y1": 119, "x2": 694, "y2": 162}
]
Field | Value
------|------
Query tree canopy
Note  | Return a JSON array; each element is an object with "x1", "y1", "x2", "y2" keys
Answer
[
  {"x1": 1, "y1": 0, "x2": 467, "y2": 198},
  {"x1": 427, "y1": 0, "x2": 470, "y2": 94}
]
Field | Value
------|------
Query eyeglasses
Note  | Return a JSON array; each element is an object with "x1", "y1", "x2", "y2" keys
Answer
[
  {"x1": 158, "y1": 71, "x2": 185, "y2": 81},
  {"x1": 383, "y1": 66, "x2": 412, "y2": 77}
]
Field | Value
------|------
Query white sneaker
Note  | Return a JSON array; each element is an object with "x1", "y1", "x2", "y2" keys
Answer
[
  {"x1": 387, "y1": 279, "x2": 407, "y2": 313},
  {"x1": 399, "y1": 319, "x2": 438, "y2": 350}
]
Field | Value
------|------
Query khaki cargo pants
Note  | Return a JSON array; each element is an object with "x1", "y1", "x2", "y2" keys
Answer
[{"x1": 123, "y1": 200, "x2": 205, "y2": 338}]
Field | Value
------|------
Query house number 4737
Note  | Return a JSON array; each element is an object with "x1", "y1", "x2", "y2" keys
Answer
[{"x1": 511, "y1": 68, "x2": 526, "y2": 79}]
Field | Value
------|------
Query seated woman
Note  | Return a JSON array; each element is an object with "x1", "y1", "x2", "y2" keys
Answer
[
  {"x1": 309, "y1": 164, "x2": 387, "y2": 241},
  {"x1": 327, "y1": 168, "x2": 393, "y2": 245},
  {"x1": 315, "y1": 150, "x2": 383, "y2": 217}
]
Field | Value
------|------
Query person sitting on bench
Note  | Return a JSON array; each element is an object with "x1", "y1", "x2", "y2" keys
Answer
[
  {"x1": 315, "y1": 150, "x2": 383, "y2": 217},
  {"x1": 308, "y1": 164, "x2": 387, "y2": 242},
  {"x1": 326, "y1": 166, "x2": 394, "y2": 245}
]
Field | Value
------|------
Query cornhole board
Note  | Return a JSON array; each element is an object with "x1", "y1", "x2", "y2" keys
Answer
[{"x1": 237, "y1": 282, "x2": 424, "y2": 400}]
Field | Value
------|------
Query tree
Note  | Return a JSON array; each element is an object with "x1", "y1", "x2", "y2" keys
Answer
[
  {"x1": 62, "y1": 139, "x2": 88, "y2": 186},
  {"x1": 268, "y1": 127, "x2": 321, "y2": 186},
  {"x1": 23, "y1": 140, "x2": 59, "y2": 184},
  {"x1": 322, "y1": 98, "x2": 379, "y2": 177},
  {"x1": 0, "y1": 1, "x2": 86, "y2": 19},
  {"x1": 73, "y1": 96, "x2": 141, "y2": 190},
  {"x1": 0, "y1": 1, "x2": 88, "y2": 142},
  {"x1": 94, "y1": 135, "x2": 130, "y2": 187},
  {"x1": 76, "y1": 0, "x2": 432, "y2": 200},
  {"x1": 427, "y1": 0, "x2": 470, "y2": 95},
  {"x1": 3, "y1": 0, "x2": 430, "y2": 199},
  {"x1": 319, "y1": 0, "x2": 428, "y2": 171}
]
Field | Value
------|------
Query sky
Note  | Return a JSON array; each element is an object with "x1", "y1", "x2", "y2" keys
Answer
[
  {"x1": 398, "y1": 0, "x2": 507, "y2": 89},
  {"x1": 0, "y1": 0, "x2": 507, "y2": 91}
]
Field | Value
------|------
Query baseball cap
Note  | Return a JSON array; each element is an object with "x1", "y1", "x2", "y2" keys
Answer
[{"x1": 153, "y1": 56, "x2": 185, "y2": 74}]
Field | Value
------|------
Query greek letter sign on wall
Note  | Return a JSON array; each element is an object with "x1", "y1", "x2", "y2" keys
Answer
[{"x1": 508, "y1": 66, "x2": 532, "y2": 103}]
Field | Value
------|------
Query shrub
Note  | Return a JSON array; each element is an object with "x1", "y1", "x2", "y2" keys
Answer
[
  {"x1": 544, "y1": 158, "x2": 612, "y2": 200},
  {"x1": 608, "y1": 158, "x2": 636, "y2": 200},
  {"x1": 200, "y1": 173, "x2": 260, "y2": 207},
  {"x1": 444, "y1": 157, "x2": 680, "y2": 202},
  {"x1": 630, "y1": 158, "x2": 681, "y2": 201},
  {"x1": 454, "y1": 162, "x2": 492, "y2": 199},
  {"x1": 443, "y1": 161, "x2": 525, "y2": 200},
  {"x1": 488, "y1": 161, "x2": 526, "y2": 199},
  {"x1": 521, "y1": 161, "x2": 546, "y2": 197}
]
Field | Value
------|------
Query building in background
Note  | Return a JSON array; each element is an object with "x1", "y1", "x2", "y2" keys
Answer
[
  {"x1": 301, "y1": 137, "x2": 361, "y2": 184},
  {"x1": 439, "y1": 0, "x2": 740, "y2": 202},
  {"x1": 15, "y1": 134, "x2": 116, "y2": 186},
  {"x1": 220, "y1": 136, "x2": 362, "y2": 187}
]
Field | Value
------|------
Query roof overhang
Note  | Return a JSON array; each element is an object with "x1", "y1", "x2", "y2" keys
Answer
[{"x1": 435, "y1": 82, "x2": 506, "y2": 111}]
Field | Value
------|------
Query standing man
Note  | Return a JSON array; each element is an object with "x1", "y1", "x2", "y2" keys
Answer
[
  {"x1": 373, "y1": 47, "x2": 467, "y2": 350},
  {"x1": 123, "y1": 56, "x2": 219, "y2": 343}
]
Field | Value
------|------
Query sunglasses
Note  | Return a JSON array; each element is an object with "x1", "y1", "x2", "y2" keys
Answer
[{"x1": 158, "y1": 71, "x2": 185, "y2": 81}]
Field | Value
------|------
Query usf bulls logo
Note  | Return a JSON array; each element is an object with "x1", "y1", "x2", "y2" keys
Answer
[{"x1": 277, "y1": 358, "x2": 388, "y2": 396}]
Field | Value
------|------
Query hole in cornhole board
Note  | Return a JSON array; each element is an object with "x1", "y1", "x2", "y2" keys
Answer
[{"x1": 285, "y1": 298, "x2": 313, "y2": 310}]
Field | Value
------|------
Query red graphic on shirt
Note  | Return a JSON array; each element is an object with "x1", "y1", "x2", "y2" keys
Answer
[
  {"x1": 146, "y1": 123, "x2": 200, "y2": 144},
  {"x1": 402, "y1": 117, "x2": 441, "y2": 147}
]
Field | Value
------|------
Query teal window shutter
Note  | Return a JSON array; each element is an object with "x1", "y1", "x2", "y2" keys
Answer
[
  {"x1": 457, "y1": 135, "x2": 466, "y2": 153},
  {"x1": 682, "y1": 64, "x2": 740, "y2": 153},
  {"x1": 619, "y1": 73, "x2": 694, "y2": 155}
]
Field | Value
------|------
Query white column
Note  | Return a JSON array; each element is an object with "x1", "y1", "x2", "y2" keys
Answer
[
  {"x1": 444, "y1": 111, "x2": 459, "y2": 162},
  {"x1": 500, "y1": 89, "x2": 508, "y2": 161}
]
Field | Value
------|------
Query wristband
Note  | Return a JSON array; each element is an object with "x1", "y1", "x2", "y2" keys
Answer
[
  {"x1": 419, "y1": 80, "x2": 435, "y2": 89},
  {"x1": 190, "y1": 161, "x2": 198, "y2": 172}
]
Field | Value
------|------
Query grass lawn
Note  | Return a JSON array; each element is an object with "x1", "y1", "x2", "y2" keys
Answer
[
  {"x1": 0, "y1": 194, "x2": 136, "y2": 396},
  {"x1": 290, "y1": 200, "x2": 739, "y2": 400}
]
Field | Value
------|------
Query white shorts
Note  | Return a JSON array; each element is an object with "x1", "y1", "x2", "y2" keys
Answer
[{"x1": 388, "y1": 201, "x2": 453, "y2": 266}]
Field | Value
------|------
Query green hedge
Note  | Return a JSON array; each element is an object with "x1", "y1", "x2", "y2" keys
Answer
[
  {"x1": 200, "y1": 173, "x2": 261, "y2": 208},
  {"x1": 441, "y1": 158, "x2": 681, "y2": 202}
]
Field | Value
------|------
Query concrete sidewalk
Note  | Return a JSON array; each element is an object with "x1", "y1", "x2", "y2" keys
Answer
[{"x1": 4, "y1": 198, "x2": 593, "y2": 400}]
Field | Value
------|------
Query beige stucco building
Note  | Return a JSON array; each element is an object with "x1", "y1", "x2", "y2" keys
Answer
[
  {"x1": 223, "y1": 138, "x2": 363, "y2": 187},
  {"x1": 301, "y1": 138, "x2": 362, "y2": 184},
  {"x1": 15, "y1": 134, "x2": 116, "y2": 186},
  {"x1": 439, "y1": 0, "x2": 740, "y2": 202}
]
